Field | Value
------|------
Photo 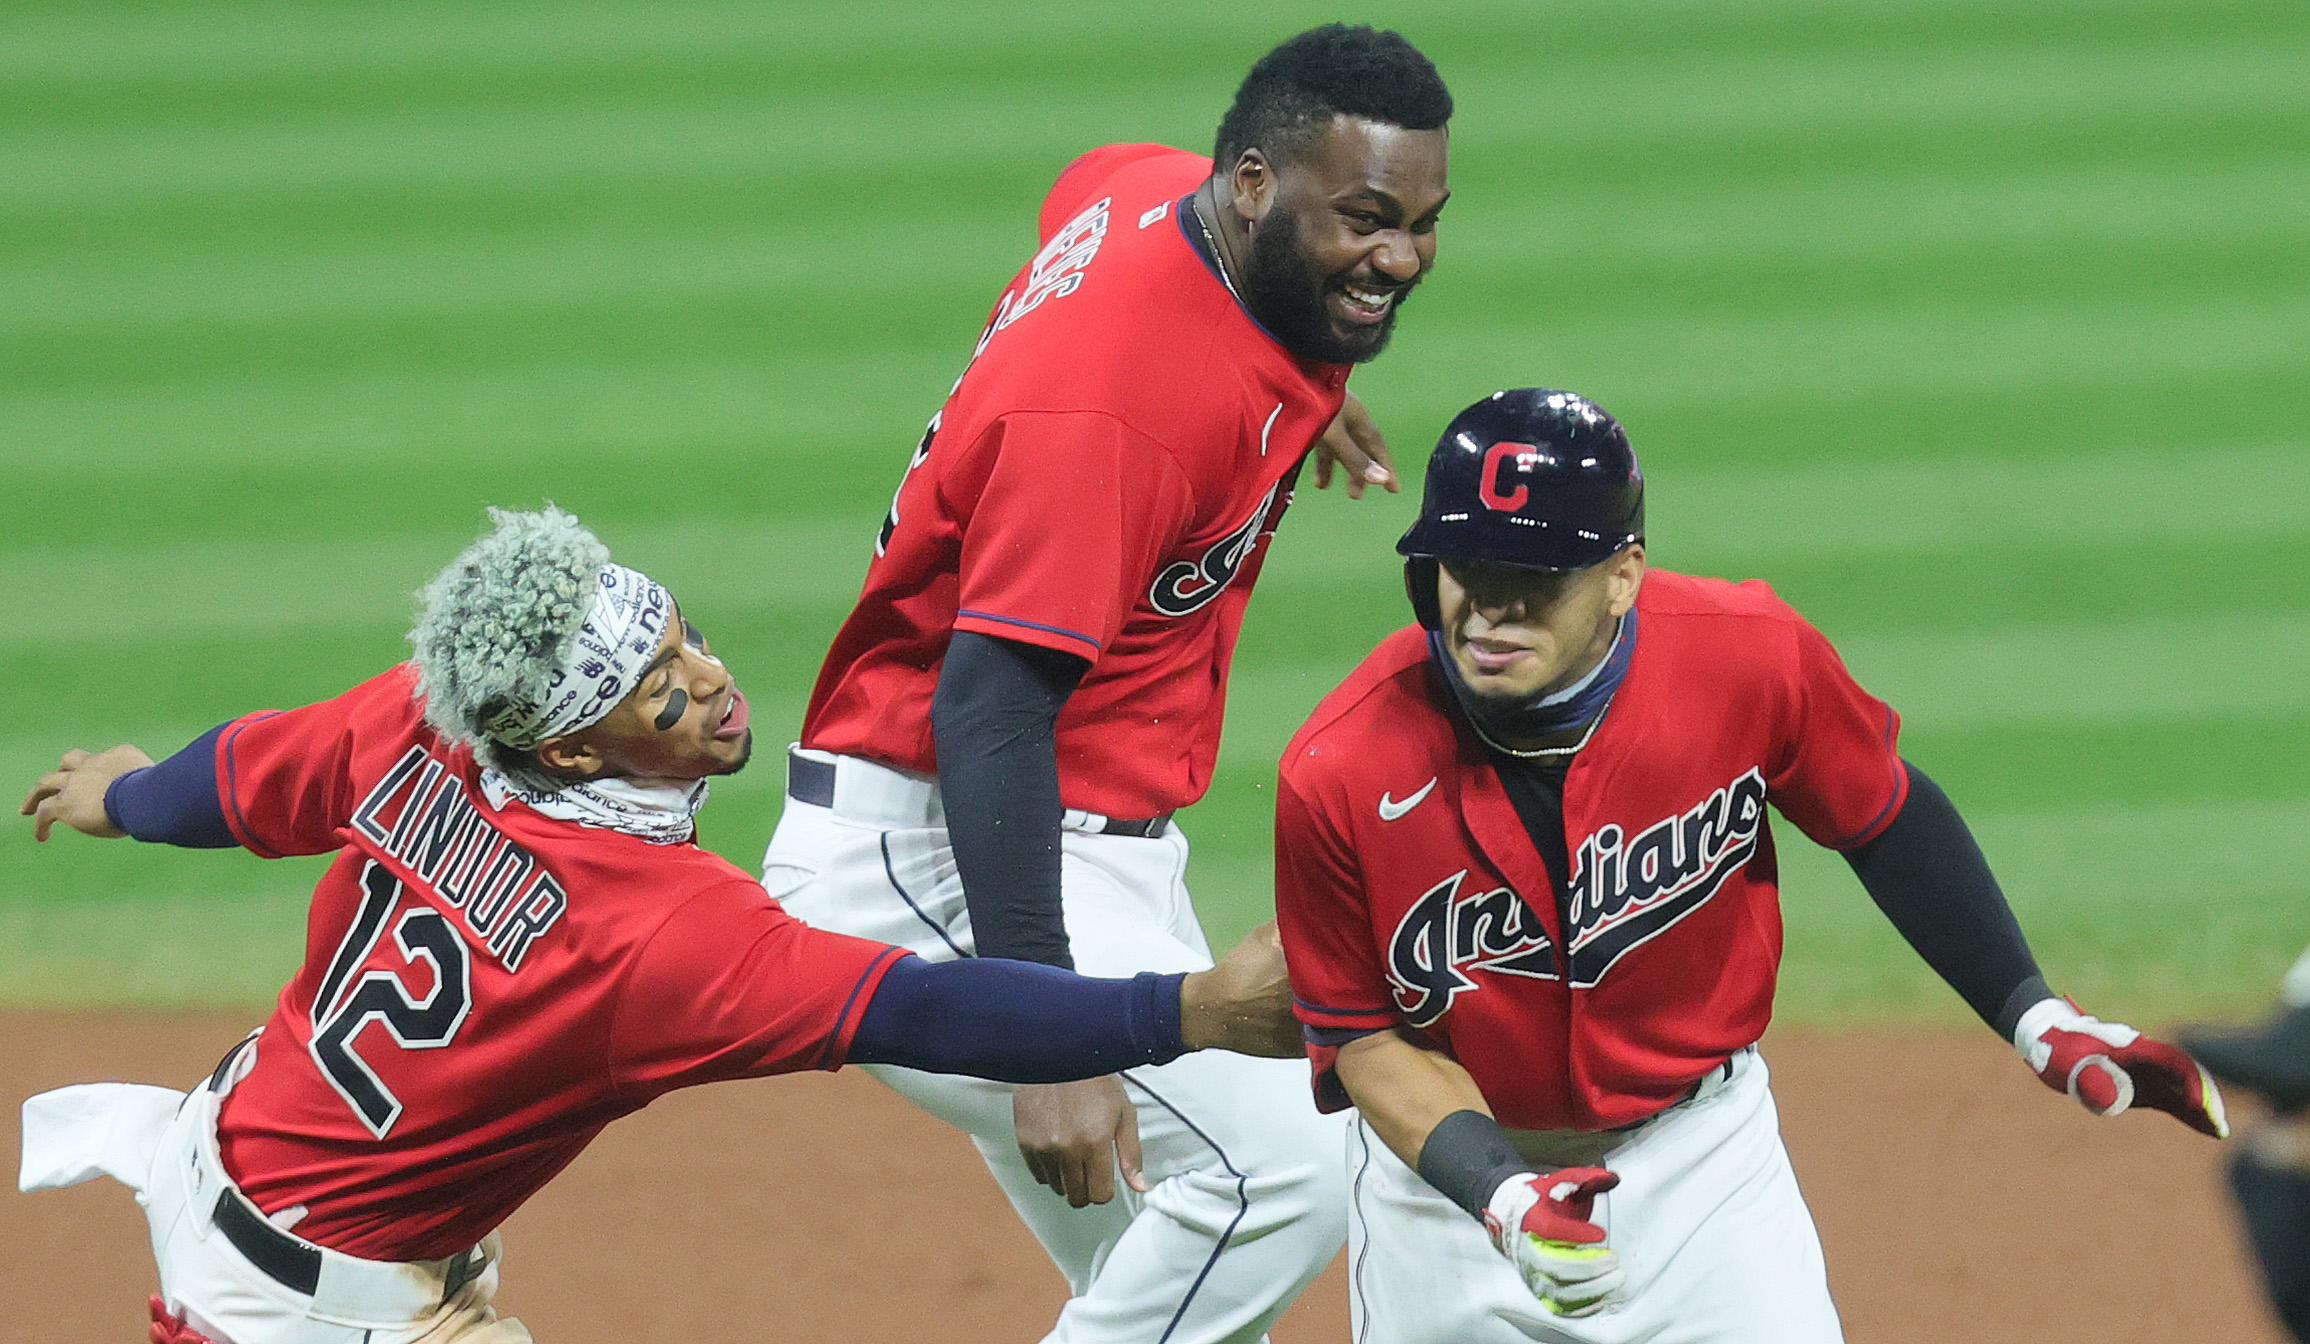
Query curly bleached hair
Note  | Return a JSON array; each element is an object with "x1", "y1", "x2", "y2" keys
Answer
[{"x1": 410, "y1": 505, "x2": 608, "y2": 780}]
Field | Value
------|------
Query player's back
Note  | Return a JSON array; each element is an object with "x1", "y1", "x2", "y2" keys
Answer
[{"x1": 209, "y1": 667, "x2": 897, "y2": 1261}]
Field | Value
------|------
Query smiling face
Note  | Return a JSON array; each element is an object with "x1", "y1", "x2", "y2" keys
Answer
[
  {"x1": 1438, "y1": 548, "x2": 1645, "y2": 705},
  {"x1": 1230, "y1": 115, "x2": 1449, "y2": 364},
  {"x1": 533, "y1": 606, "x2": 753, "y2": 785}
]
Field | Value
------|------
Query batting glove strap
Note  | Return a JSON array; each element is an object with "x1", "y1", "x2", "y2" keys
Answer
[
  {"x1": 2014, "y1": 996, "x2": 2230, "y2": 1139},
  {"x1": 1483, "y1": 1168, "x2": 1625, "y2": 1317}
]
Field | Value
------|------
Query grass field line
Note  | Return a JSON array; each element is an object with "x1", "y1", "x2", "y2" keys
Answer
[
  {"x1": 0, "y1": 349, "x2": 963, "y2": 469},
  {"x1": 3, "y1": 36, "x2": 2297, "y2": 211},
  {"x1": 0, "y1": 517, "x2": 878, "y2": 644},
  {"x1": 0, "y1": 0, "x2": 2250, "y2": 85},
  {"x1": 1437, "y1": 158, "x2": 2310, "y2": 274},
  {"x1": 3, "y1": 214, "x2": 1024, "y2": 335},
  {"x1": 10, "y1": 158, "x2": 2303, "y2": 336},
  {"x1": 9, "y1": 435, "x2": 2304, "y2": 646},
  {"x1": 1255, "y1": 440, "x2": 2310, "y2": 583},
  {"x1": 1215, "y1": 609, "x2": 2310, "y2": 763},
  {"x1": 1388, "y1": 288, "x2": 2310, "y2": 407},
  {"x1": 6, "y1": 792, "x2": 2302, "y2": 1014},
  {"x1": 6, "y1": 285, "x2": 2300, "y2": 470}
]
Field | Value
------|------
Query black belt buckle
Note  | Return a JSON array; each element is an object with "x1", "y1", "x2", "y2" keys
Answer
[{"x1": 1098, "y1": 813, "x2": 1173, "y2": 838}]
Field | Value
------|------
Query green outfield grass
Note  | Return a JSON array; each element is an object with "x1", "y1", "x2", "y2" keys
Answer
[{"x1": 3, "y1": 0, "x2": 2305, "y2": 1026}]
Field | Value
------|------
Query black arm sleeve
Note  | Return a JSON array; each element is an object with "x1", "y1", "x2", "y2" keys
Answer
[
  {"x1": 931, "y1": 631, "x2": 1088, "y2": 968},
  {"x1": 846, "y1": 955, "x2": 1188, "y2": 1080},
  {"x1": 101, "y1": 724, "x2": 238, "y2": 848},
  {"x1": 1843, "y1": 760, "x2": 2051, "y2": 1038}
]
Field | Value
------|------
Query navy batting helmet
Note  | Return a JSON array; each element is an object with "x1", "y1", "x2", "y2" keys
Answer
[{"x1": 1397, "y1": 389, "x2": 1644, "y2": 629}]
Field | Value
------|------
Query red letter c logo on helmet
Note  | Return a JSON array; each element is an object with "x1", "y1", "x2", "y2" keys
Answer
[{"x1": 1479, "y1": 441, "x2": 1535, "y2": 513}]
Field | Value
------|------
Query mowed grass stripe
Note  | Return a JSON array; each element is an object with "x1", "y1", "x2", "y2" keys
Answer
[
  {"x1": 3, "y1": 22, "x2": 2298, "y2": 210},
  {"x1": 14, "y1": 435, "x2": 2306, "y2": 645},
  {"x1": 0, "y1": 518, "x2": 877, "y2": 643},
  {"x1": 12, "y1": 787, "x2": 2298, "y2": 1016},
  {"x1": 17, "y1": 156, "x2": 2305, "y2": 337},
  {"x1": 1384, "y1": 289, "x2": 2310, "y2": 413},
  {"x1": 1214, "y1": 610, "x2": 2310, "y2": 764},
  {"x1": 1, "y1": 0, "x2": 2274, "y2": 88},
  {"x1": 9, "y1": 274, "x2": 2301, "y2": 426},
  {"x1": 1178, "y1": 794, "x2": 2310, "y2": 1025}
]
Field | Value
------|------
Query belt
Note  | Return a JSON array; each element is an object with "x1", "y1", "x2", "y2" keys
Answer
[
  {"x1": 786, "y1": 748, "x2": 1173, "y2": 838},
  {"x1": 209, "y1": 1189, "x2": 484, "y2": 1301},
  {"x1": 189, "y1": 1079, "x2": 489, "y2": 1320}
]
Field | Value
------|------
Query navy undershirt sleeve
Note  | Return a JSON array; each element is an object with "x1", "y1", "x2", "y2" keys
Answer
[
  {"x1": 102, "y1": 723, "x2": 238, "y2": 849},
  {"x1": 931, "y1": 630, "x2": 1088, "y2": 968},
  {"x1": 1844, "y1": 760, "x2": 2050, "y2": 1038},
  {"x1": 847, "y1": 955, "x2": 1188, "y2": 1080}
]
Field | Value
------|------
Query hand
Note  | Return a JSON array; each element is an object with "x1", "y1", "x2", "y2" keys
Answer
[
  {"x1": 21, "y1": 746, "x2": 152, "y2": 842},
  {"x1": 1180, "y1": 921, "x2": 1302, "y2": 1057},
  {"x1": 1311, "y1": 390, "x2": 1397, "y2": 499},
  {"x1": 1483, "y1": 1168, "x2": 1624, "y2": 1317},
  {"x1": 2015, "y1": 996, "x2": 2229, "y2": 1138},
  {"x1": 1014, "y1": 1075, "x2": 1143, "y2": 1207}
]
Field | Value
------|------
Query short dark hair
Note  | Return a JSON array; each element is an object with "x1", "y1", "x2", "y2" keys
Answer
[{"x1": 1213, "y1": 24, "x2": 1452, "y2": 170}]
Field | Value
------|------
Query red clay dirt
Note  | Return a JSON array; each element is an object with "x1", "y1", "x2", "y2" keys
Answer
[{"x1": 2, "y1": 1009, "x2": 2287, "y2": 1344}]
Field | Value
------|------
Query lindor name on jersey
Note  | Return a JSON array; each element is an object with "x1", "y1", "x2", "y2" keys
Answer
[
  {"x1": 349, "y1": 746, "x2": 568, "y2": 972},
  {"x1": 1387, "y1": 768, "x2": 1769, "y2": 1022}
]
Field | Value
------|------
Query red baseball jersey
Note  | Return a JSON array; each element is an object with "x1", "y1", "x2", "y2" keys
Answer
[
  {"x1": 1275, "y1": 572, "x2": 1908, "y2": 1131},
  {"x1": 209, "y1": 666, "x2": 905, "y2": 1261},
  {"x1": 803, "y1": 143, "x2": 1352, "y2": 818}
]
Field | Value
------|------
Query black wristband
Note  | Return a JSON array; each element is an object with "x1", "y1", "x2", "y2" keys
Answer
[
  {"x1": 1416, "y1": 1109, "x2": 1534, "y2": 1223},
  {"x1": 1997, "y1": 975, "x2": 2054, "y2": 1042}
]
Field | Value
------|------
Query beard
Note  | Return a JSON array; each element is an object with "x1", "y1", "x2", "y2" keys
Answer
[{"x1": 1237, "y1": 206, "x2": 1414, "y2": 365}]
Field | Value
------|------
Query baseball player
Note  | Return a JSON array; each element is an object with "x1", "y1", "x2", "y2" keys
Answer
[
  {"x1": 15, "y1": 507, "x2": 1304, "y2": 1344},
  {"x1": 1272, "y1": 390, "x2": 2230, "y2": 1341},
  {"x1": 758, "y1": 23, "x2": 1452, "y2": 1344},
  {"x1": 2185, "y1": 946, "x2": 2310, "y2": 1340}
]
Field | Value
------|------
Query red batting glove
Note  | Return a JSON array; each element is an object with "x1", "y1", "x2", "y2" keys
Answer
[
  {"x1": 1483, "y1": 1167, "x2": 1624, "y2": 1317},
  {"x1": 2014, "y1": 997, "x2": 2229, "y2": 1139},
  {"x1": 148, "y1": 1296, "x2": 221, "y2": 1344}
]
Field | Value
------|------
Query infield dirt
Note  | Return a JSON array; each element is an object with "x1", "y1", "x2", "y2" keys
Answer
[{"x1": 3, "y1": 1010, "x2": 2285, "y2": 1343}]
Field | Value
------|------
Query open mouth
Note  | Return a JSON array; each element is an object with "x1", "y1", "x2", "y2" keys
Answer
[
  {"x1": 714, "y1": 688, "x2": 751, "y2": 740},
  {"x1": 1332, "y1": 280, "x2": 1400, "y2": 325}
]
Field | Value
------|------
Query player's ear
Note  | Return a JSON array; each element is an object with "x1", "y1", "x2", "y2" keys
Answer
[
  {"x1": 1228, "y1": 150, "x2": 1275, "y2": 225},
  {"x1": 1605, "y1": 544, "x2": 1646, "y2": 618},
  {"x1": 531, "y1": 732, "x2": 607, "y2": 782}
]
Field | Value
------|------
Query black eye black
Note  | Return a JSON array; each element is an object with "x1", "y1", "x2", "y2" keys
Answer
[
  {"x1": 653, "y1": 688, "x2": 689, "y2": 732},
  {"x1": 683, "y1": 620, "x2": 706, "y2": 649}
]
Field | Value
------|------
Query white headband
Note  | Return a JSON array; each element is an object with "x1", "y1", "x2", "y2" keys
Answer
[{"x1": 481, "y1": 563, "x2": 674, "y2": 750}]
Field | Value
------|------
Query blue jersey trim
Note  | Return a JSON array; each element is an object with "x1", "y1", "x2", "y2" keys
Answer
[{"x1": 954, "y1": 609, "x2": 1102, "y2": 653}]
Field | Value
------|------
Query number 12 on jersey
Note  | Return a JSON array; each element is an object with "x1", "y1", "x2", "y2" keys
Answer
[{"x1": 309, "y1": 860, "x2": 474, "y2": 1137}]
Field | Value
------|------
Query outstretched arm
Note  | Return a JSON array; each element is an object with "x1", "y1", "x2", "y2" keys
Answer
[
  {"x1": 21, "y1": 724, "x2": 238, "y2": 847},
  {"x1": 846, "y1": 921, "x2": 1304, "y2": 1079},
  {"x1": 1847, "y1": 759, "x2": 2225, "y2": 1137},
  {"x1": 1842, "y1": 760, "x2": 2047, "y2": 1036}
]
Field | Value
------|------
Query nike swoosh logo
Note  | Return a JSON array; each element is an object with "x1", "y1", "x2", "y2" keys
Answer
[{"x1": 1378, "y1": 778, "x2": 1438, "y2": 822}]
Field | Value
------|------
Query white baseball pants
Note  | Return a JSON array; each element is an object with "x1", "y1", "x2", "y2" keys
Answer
[
  {"x1": 1346, "y1": 1048, "x2": 1843, "y2": 1344},
  {"x1": 763, "y1": 749, "x2": 1349, "y2": 1344},
  {"x1": 18, "y1": 1078, "x2": 528, "y2": 1344}
]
